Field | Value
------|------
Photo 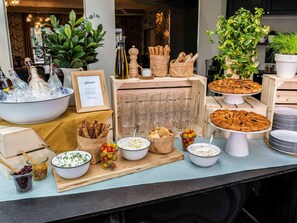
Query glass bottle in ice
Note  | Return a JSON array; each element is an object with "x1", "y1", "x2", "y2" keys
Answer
[
  {"x1": 48, "y1": 63, "x2": 62, "y2": 91},
  {"x1": 8, "y1": 68, "x2": 29, "y2": 91},
  {"x1": 0, "y1": 67, "x2": 14, "y2": 93}
]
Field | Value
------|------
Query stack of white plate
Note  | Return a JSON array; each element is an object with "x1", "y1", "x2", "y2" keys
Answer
[
  {"x1": 269, "y1": 130, "x2": 297, "y2": 154},
  {"x1": 272, "y1": 107, "x2": 297, "y2": 131}
]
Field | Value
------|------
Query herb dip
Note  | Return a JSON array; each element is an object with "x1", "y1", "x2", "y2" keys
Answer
[{"x1": 52, "y1": 151, "x2": 91, "y2": 168}]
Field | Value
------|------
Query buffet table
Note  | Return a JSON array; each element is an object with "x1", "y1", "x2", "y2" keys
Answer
[{"x1": 1, "y1": 138, "x2": 297, "y2": 222}]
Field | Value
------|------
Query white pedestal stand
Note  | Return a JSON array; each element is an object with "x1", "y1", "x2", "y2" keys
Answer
[
  {"x1": 225, "y1": 132, "x2": 249, "y2": 157},
  {"x1": 210, "y1": 122, "x2": 270, "y2": 157},
  {"x1": 210, "y1": 90, "x2": 261, "y2": 105}
]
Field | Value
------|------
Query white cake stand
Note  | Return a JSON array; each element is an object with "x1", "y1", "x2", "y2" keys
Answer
[
  {"x1": 210, "y1": 89, "x2": 262, "y2": 105},
  {"x1": 210, "y1": 121, "x2": 270, "y2": 157}
]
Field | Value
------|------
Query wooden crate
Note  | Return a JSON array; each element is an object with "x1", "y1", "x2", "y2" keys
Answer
[
  {"x1": 204, "y1": 96, "x2": 267, "y2": 138},
  {"x1": 0, "y1": 126, "x2": 45, "y2": 158},
  {"x1": 261, "y1": 74, "x2": 297, "y2": 121},
  {"x1": 261, "y1": 74, "x2": 297, "y2": 139},
  {"x1": 111, "y1": 76, "x2": 207, "y2": 140}
]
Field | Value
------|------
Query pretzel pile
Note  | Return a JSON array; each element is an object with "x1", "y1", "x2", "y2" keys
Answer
[
  {"x1": 77, "y1": 120, "x2": 111, "y2": 139},
  {"x1": 148, "y1": 45, "x2": 170, "y2": 56},
  {"x1": 173, "y1": 52, "x2": 199, "y2": 63}
]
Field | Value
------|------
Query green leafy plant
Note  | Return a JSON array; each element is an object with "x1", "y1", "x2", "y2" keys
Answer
[
  {"x1": 206, "y1": 8, "x2": 270, "y2": 79},
  {"x1": 269, "y1": 32, "x2": 297, "y2": 55},
  {"x1": 44, "y1": 10, "x2": 106, "y2": 68}
]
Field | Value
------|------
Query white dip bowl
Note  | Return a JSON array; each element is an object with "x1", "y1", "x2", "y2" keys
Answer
[
  {"x1": 187, "y1": 143, "x2": 221, "y2": 167},
  {"x1": 51, "y1": 151, "x2": 92, "y2": 179},
  {"x1": 0, "y1": 88, "x2": 73, "y2": 124},
  {"x1": 117, "y1": 137, "x2": 151, "y2": 161}
]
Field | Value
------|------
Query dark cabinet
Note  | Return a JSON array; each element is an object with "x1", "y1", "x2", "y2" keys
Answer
[{"x1": 227, "y1": 0, "x2": 297, "y2": 16}]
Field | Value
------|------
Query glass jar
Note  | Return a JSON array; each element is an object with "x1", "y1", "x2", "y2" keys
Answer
[
  {"x1": 10, "y1": 165, "x2": 34, "y2": 193},
  {"x1": 26, "y1": 155, "x2": 48, "y2": 181}
]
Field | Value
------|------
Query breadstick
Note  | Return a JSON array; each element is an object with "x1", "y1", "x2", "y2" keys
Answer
[
  {"x1": 175, "y1": 52, "x2": 186, "y2": 63},
  {"x1": 82, "y1": 127, "x2": 90, "y2": 138},
  {"x1": 190, "y1": 53, "x2": 199, "y2": 62},
  {"x1": 158, "y1": 46, "x2": 163, "y2": 55},
  {"x1": 185, "y1": 53, "x2": 193, "y2": 62},
  {"x1": 155, "y1": 46, "x2": 159, "y2": 55}
]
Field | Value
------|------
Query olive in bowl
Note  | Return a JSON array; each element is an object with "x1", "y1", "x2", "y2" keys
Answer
[
  {"x1": 187, "y1": 143, "x2": 221, "y2": 167},
  {"x1": 51, "y1": 151, "x2": 92, "y2": 179},
  {"x1": 117, "y1": 137, "x2": 151, "y2": 161}
]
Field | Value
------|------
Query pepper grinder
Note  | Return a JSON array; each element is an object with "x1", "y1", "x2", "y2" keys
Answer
[{"x1": 128, "y1": 45, "x2": 139, "y2": 78}]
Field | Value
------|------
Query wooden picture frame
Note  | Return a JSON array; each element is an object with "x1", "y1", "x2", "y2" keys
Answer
[{"x1": 71, "y1": 70, "x2": 110, "y2": 113}]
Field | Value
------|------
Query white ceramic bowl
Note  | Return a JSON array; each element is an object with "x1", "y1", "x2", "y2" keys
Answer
[
  {"x1": 0, "y1": 88, "x2": 74, "y2": 124},
  {"x1": 51, "y1": 151, "x2": 92, "y2": 179},
  {"x1": 187, "y1": 143, "x2": 221, "y2": 167},
  {"x1": 117, "y1": 137, "x2": 151, "y2": 161}
]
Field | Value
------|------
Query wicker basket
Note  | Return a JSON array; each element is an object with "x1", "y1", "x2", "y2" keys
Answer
[
  {"x1": 150, "y1": 55, "x2": 170, "y2": 77},
  {"x1": 169, "y1": 60, "x2": 194, "y2": 77}
]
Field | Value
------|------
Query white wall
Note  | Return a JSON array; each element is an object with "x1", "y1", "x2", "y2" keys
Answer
[
  {"x1": 0, "y1": 0, "x2": 13, "y2": 73},
  {"x1": 84, "y1": 0, "x2": 116, "y2": 102},
  {"x1": 197, "y1": 0, "x2": 227, "y2": 76}
]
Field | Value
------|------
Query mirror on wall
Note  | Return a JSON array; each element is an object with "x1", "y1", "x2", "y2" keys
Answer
[
  {"x1": 4, "y1": 0, "x2": 198, "y2": 75},
  {"x1": 5, "y1": 0, "x2": 83, "y2": 70}
]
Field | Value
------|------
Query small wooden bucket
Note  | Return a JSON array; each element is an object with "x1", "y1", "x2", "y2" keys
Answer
[{"x1": 150, "y1": 55, "x2": 170, "y2": 77}]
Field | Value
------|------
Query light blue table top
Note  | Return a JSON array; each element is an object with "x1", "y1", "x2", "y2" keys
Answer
[{"x1": 1, "y1": 138, "x2": 297, "y2": 202}]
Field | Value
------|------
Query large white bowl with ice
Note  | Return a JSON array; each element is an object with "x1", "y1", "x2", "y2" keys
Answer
[{"x1": 0, "y1": 88, "x2": 74, "y2": 124}]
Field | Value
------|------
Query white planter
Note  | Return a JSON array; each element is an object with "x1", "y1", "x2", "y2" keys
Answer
[
  {"x1": 60, "y1": 68, "x2": 84, "y2": 106},
  {"x1": 275, "y1": 54, "x2": 297, "y2": 78}
]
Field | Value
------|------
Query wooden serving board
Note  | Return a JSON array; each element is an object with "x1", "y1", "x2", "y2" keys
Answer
[{"x1": 52, "y1": 148, "x2": 184, "y2": 192}]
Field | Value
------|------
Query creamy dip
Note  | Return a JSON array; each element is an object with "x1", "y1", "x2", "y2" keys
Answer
[
  {"x1": 188, "y1": 144, "x2": 220, "y2": 157},
  {"x1": 52, "y1": 151, "x2": 91, "y2": 168},
  {"x1": 117, "y1": 137, "x2": 150, "y2": 150}
]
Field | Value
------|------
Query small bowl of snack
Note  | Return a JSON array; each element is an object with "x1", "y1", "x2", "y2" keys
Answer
[
  {"x1": 117, "y1": 137, "x2": 151, "y2": 161},
  {"x1": 51, "y1": 151, "x2": 92, "y2": 179},
  {"x1": 187, "y1": 143, "x2": 221, "y2": 167},
  {"x1": 147, "y1": 127, "x2": 175, "y2": 154},
  {"x1": 26, "y1": 155, "x2": 49, "y2": 181},
  {"x1": 181, "y1": 129, "x2": 197, "y2": 151},
  {"x1": 10, "y1": 165, "x2": 34, "y2": 193}
]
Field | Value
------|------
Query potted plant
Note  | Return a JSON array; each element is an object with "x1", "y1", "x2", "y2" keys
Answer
[
  {"x1": 43, "y1": 10, "x2": 106, "y2": 89},
  {"x1": 206, "y1": 7, "x2": 270, "y2": 79},
  {"x1": 269, "y1": 32, "x2": 297, "y2": 78}
]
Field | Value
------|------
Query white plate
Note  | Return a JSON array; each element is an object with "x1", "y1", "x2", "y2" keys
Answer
[
  {"x1": 268, "y1": 142, "x2": 297, "y2": 155},
  {"x1": 270, "y1": 130, "x2": 297, "y2": 143},
  {"x1": 274, "y1": 107, "x2": 297, "y2": 116}
]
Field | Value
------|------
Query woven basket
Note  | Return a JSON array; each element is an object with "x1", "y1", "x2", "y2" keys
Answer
[
  {"x1": 150, "y1": 55, "x2": 170, "y2": 77},
  {"x1": 169, "y1": 60, "x2": 193, "y2": 77}
]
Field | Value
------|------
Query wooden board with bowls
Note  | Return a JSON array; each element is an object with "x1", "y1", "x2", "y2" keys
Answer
[{"x1": 52, "y1": 148, "x2": 183, "y2": 192}]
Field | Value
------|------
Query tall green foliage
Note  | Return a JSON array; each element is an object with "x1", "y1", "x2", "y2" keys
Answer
[
  {"x1": 206, "y1": 8, "x2": 270, "y2": 79},
  {"x1": 44, "y1": 10, "x2": 106, "y2": 68},
  {"x1": 269, "y1": 32, "x2": 297, "y2": 55}
]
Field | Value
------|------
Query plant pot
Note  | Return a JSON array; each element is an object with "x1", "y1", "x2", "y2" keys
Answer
[
  {"x1": 275, "y1": 54, "x2": 297, "y2": 78},
  {"x1": 60, "y1": 68, "x2": 84, "y2": 106}
]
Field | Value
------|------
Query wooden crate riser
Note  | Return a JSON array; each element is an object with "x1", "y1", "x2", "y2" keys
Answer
[
  {"x1": 261, "y1": 75, "x2": 297, "y2": 140},
  {"x1": 111, "y1": 76, "x2": 207, "y2": 140},
  {"x1": 0, "y1": 126, "x2": 46, "y2": 158},
  {"x1": 204, "y1": 96, "x2": 267, "y2": 139}
]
